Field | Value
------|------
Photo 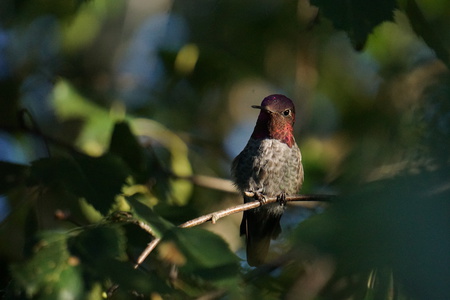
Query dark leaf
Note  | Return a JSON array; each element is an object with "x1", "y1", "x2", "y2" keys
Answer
[
  {"x1": 30, "y1": 156, "x2": 87, "y2": 196},
  {"x1": 292, "y1": 169, "x2": 450, "y2": 299},
  {"x1": 109, "y1": 121, "x2": 147, "y2": 181},
  {"x1": 30, "y1": 153, "x2": 130, "y2": 215},
  {"x1": 68, "y1": 225, "x2": 127, "y2": 263},
  {"x1": 403, "y1": 0, "x2": 450, "y2": 68},
  {"x1": 0, "y1": 0, "x2": 89, "y2": 26},
  {"x1": 109, "y1": 121, "x2": 174, "y2": 200},
  {"x1": 0, "y1": 78, "x2": 20, "y2": 127},
  {"x1": 0, "y1": 161, "x2": 29, "y2": 194},
  {"x1": 68, "y1": 224, "x2": 171, "y2": 295},
  {"x1": 75, "y1": 153, "x2": 130, "y2": 215},
  {"x1": 98, "y1": 258, "x2": 171, "y2": 295},
  {"x1": 126, "y1": 196, "x2": 174, "y2": 238},
  {"x1": 312, "y1": 0, "x2": 398, "y2": 48}
]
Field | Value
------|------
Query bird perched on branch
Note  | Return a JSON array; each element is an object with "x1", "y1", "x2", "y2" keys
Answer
[{"x1": 232, "y1": 94, "x2": 304, "y2": 266}]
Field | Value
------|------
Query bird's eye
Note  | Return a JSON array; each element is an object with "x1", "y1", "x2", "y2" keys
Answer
[{"x1": 282, "y1": 109, "x2": 290, "y2": 116}]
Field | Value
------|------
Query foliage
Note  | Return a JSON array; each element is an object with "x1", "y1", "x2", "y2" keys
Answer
[
  {"x1": 311, "y1": 0, "x2": 398, "y2": 48},
  {"x1": 1, "y1": 0, "x2": 450, "y2": 299}
]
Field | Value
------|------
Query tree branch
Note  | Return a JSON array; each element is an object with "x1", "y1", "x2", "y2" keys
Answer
[
  {"x1": 3, "y1": 122, "x2": 332, "y2": 270},
  {"x1": 169, "y1": 173, "x2": 237, "y2": 194},
  {"x1": 134, "y1": 193, "x2": 332, "y2": 268}
]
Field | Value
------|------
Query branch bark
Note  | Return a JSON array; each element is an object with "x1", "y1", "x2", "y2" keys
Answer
[{"x1": 134, "y1": 193, "x2": 332, "y2": 268}]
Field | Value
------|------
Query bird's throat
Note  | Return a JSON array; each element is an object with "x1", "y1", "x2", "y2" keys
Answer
[
  {"x1": 251, "y1": 115, "x2": 295, "y2": 147},
  {"x1": 270, "y1": 124, "x2": 295, "y2": 147}
]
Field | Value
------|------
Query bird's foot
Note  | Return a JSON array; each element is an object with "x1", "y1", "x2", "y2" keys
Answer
[
  {"x1": 277, "y1": 193, "x2": 287, "y2": 206},
  {"x1": 253, "y1": 191, "x2": 268, "y2": 205}
]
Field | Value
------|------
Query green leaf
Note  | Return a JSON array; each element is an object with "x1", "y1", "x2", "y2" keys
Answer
[
  {"x1": 312, "y1": 0, "x2": 398, "y2": 48},
  {"x1": 97, "y1": 259, "x2": 171, "y2": 295},
  {"x1": 403, "y1": 0, "x2": 450, "y2": 68},
  {"x1": 75, "y1": 153, "x2": 130, "y2": 215},
  {"x1": 0, "y1": 161, "x2": 29, "y2": 194},
  {"x1": 68, "y1": 225, "x2": 127, "y2": 262},
  {"x1": 0, "y1": 78, "x2": 20, "y2": 128},
  {"x1": 109, "y1": 121, "x2": 183, "y2": 203},
  {"x1": 50, "y1": 80, "x2": 115, "y2": 155},
  {"x1": 162, "y1": 227, "x2": 239, "y2": 281},
  {"x1": 10, "y1": 231, "x2": 83, "y2": 299},
  {"x1": 68, "y1": 224, "x2": 171, "y2": 295},
  {"x1": 50, "y1": 80, "x2": 193, "y2": 205},
  {"x1": 30, "y1": 156, "x2": 88, "y2": 196},
  {"x1": 130, "y1": 118, "x2": 193, "y2": 206},
  {"x1": 292, "y1": 169, "x2": 450, "y2": 299},
  {"x1": 51, "y1": 265, "x2": 84, "y2": 300},
  {"x1": 109, "y1": 121, "x2": 147, "y2": 179},
  {"x1": 126, "y1": 196, "x2": 174, "y2": 238},
  {"x1": 30, "y1": 153, "x2": 130, "y2": 215}
]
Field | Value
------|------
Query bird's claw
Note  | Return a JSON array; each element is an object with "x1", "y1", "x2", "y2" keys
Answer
[
  {"x1": 253, "y1": 191, "x2": 268, "y2": 205},
  {"x1": 277, "y1": 193, "x2": 287, "y2": 206}
]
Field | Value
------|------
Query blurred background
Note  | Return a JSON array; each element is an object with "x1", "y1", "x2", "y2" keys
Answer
[{"x1": 1, "y1": 0, "x2": 450, "y2": 299}]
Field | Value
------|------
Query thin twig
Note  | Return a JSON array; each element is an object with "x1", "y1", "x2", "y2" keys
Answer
[
  {"x1": 134, "y1": 238, "x2": 161, "y2": 268},
  {"x1": 173, "y1": 174, "x2": 237, "y2": 194},
  {"x1": 180, "y1": 193, "x2": 330, "y2": 228},
  {"x1": 134, "y1": 193, "x2": 332, "y2": 268},
  {"x1": 3, "y1": 123, "x2": 332, "y2": 270}
]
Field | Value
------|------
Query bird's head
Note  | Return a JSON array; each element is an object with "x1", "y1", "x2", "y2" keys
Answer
[{"x1": 251, "y1": 94, "x2": 296, "y2": 147}]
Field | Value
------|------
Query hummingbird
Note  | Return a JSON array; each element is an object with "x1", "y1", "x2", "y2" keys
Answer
[{"x1": 231, "y1": 94, "x2": 304, "y2": 266}]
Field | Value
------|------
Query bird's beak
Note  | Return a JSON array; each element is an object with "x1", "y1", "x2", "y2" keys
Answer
[{"x1": 251, "y1": 105, "x2": 269, "y2": 111}]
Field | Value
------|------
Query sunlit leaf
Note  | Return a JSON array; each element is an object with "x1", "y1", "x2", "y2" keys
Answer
[
  {"x1": 51, "y1": 80, "x2": 193, "y2": 205},
  {"x1": 131, "y1": 118, "x2": 193, "y2": 206},
  {"x1": 62, "y1": 0, "x2": 126, "y2": 53},
  {"x1": 10, "y1": 231, "x2": 83, "y2": 299},
  {"x1": 51, "y1": 80, "x2": 115, "y2": 156},
  {"x1": 161, "y1": 227, "x2": 239, "y2": 281},
  {"x1": 52, "y1": 264, "x2": 84, "y2": 300}
]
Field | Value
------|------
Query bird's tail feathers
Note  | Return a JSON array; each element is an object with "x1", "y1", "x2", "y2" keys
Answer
[{"x1": 242, "y1": 210, "x2": 282, "y2": 266}]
